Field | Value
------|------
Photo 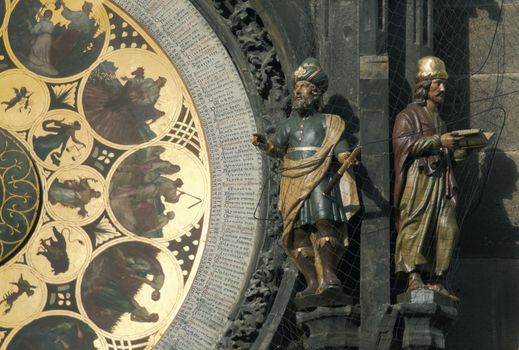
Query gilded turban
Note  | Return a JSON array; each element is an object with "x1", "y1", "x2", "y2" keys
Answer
[{"x1": 293, "y1": 57, "x2": 329, "y2": 93}]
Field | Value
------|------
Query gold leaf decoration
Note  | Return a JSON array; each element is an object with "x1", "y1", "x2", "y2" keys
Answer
[
  {"x1": 94, "y1": 216, "x2": 122, "y2": 247},
  {"x1": 51, "y1": 83, "x2": 78, "y2": 108}
]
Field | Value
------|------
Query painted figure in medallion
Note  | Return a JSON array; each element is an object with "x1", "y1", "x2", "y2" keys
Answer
[
  {"x1": 0, "y1": 71, "x2": 50, "y2": 132},
  {"x1": 8, "y1": 316, "x2": 99, "y2": 350},
  {"x1": 252, "y1": 58, "x2": 359, "y2": 304},
  {"x1": 37, "y1": 226, "x2": 84, "y2": 275},
  {"x1": 2, "y1": 86, "x2": 34, "y2": 112},
  {"x1": 26, "y1": 9, "x2": 58, "y2": 76},
  {"x1": 110, "y1": 146, "x2": 186, "y2": 238},
  {"x1": 49, "y1": 177, "x2": 101, "y2": 218},
  {"x1": 33, "y1": 118, "x2": 86, "y2": 166},
  {"x1": 81, "y1": 242, "x2": 165, "y2": 332},
  {"x1": 393, "y1": 56, "x2": 473, "y2": 301},
  {"x1": 83, "y1": 62, "x2": 168, "y2": 145},
  {"x1": 52, "y1": 0, "x2": 96, "y2": 66},
  {"x1": 0, "y1": 275, "x2": 37, "y2": 315},
  {"x1": 9, "y1": 0, "x2": 106, "y2": 78}
]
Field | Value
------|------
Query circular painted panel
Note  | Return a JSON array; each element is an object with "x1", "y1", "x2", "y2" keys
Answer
[
  {"x1": 0, "y1": 264, "x2": 47, "y2": 328},
  {"x1": 107, "y1": 144, "x2": 208, "y2": 241},
  {"x1": 77, "y1": 240, "x2": 183, "y2": 338},
  {"x1": 79, "y1": 49, "x2": 182, "y2": 147},
  {"x1": 0, "y1": 69, "x2": 50, "y2": 131},
  {"x1": 5, "y1": 312, "x2": 106, "y2": 350},
  {"x1": 5, "y1": 0, "x2": 110, "y2": 81}
]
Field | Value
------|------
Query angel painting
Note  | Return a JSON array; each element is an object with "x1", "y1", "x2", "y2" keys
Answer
[
  {"x1": 9, "y1": 0, "x2": 106, "y2": 78},
  {"x1": 26, "y1": 9, "x2": 58, "y2": 76},
  {"x1": 1, "y1": 87, "x2": 33, "y2": 113}
]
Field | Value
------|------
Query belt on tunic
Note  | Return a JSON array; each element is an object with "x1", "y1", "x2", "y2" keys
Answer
[{"x1": 286, "y1": 146, "x2": 320, "y2": 153}]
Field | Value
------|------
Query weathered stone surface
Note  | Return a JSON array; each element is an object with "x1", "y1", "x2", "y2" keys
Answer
[
  {"x1": 460, "y1": 150, "x2": 519, "y2": 258},
  {"x1": 295, "y1": 288, "x2": 353, "y2": 310},
  {"x1": 467, "y1": 1, "x2": 519, "y2": 75},
  {"x1": 441, "y1": 0, "x2": 519, "y2": 75},
  {"x1": 469, "y1": 73, "x2": 519, "y2": 151},
  {"x1": 397, "y1": 289, "x2": 456, "y2": 308},
  {"x1": 397, "y1": 290, "x2": 458, "y2": 350},
  {"x1": 250, "y1": 0, "x2": 314, "y2": 73},
  {"x1": 296, "y1": 306, "x2": 360, "y2": 349}
]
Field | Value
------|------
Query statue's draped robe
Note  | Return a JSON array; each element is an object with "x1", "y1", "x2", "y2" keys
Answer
[
  {"x1": 392, "y1": 103, "x2": 459, "y2": 275},
  {"x1": 269, "y1": 112, "x2": 358, "y2": 248}
]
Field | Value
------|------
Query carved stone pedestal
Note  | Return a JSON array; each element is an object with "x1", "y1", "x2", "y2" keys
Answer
[
  {"x1": 296, "y1": 305, "x2": 360, "y2": 350},
  {"x1": 295, "y1": 287, "x2": 353, "y2": 310},
  {"x1": 397, "y1": 289, "x2": 458, "y2": 350}
]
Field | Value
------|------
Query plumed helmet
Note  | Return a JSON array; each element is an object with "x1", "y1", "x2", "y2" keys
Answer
[
  {"x1": 293, "y1": 57, "x2": 328, "y2": 93},
  {"x1": 416, "y1": 56, "x2": 448, "y2": 83}
]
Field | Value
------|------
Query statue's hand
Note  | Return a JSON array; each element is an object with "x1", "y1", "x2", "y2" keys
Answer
[
  {"x1": 337, "y1": 151, "x2": 359, "y2": 166},
  {"x1": 336, "y1": 152, "x2": 350, "y2": 164},
  {"x1": 440, "y1": 132, "x2": 463, "y2": 150},
  {"x1": 252, "y1": 133, "x2": 268, "y2": 150}
]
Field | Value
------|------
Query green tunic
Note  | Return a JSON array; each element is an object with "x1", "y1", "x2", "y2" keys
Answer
[
  {"x1": 394, "y1": 107, "x2": 459, "y2": 275},
  {"x1": 270, "y1": 110, "x2": 350, "y2": 227}
]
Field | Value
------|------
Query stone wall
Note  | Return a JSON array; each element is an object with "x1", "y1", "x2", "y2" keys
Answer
[{"x1": 447, "y1": 1, "x2": 519, "y2": 349}]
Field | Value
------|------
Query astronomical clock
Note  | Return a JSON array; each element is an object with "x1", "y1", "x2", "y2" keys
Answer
[{"x1": 0, "y1": 1, "x2": 261, "y2": 349}]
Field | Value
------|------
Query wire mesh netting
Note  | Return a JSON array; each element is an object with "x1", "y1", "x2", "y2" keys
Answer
[{"x1": 248, "y1": 1, "x2": 514, "y2": 349}]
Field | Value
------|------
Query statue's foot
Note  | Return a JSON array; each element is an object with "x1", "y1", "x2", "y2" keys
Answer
[
  {"x1": 407, "y1": 272, "x2": 426, "y2": 291},
  {"x1": 316, "y1": 275, "x2": 341, "y2": 295},
  {"x1": 426, "y1": 283, "x2": 460, "y2": 301},
  {"x1": 295, "y1": 283, "x2": 318, "y2": 300}
]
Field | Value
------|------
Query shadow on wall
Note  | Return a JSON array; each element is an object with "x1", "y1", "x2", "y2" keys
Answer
[
  {"x1": 324, "y1": 94, "x2": 391, "y2": 215},
  {"x1": 435, "y1": 0, "x2": 502, "y2": 130},
  {"x1": 433, "y1": 0, "x2": 512, "y2": 257},
  {"x1": 448, "y1": 150, "x2": 518, "y2": 349},
  {"x1": 459, "y1": 149, "x2": 519, "y2": 258},
  {"x1": 448, "y1": 254, "x2": 519, "y2": 350},
  {"x1": 323, "y1": 94, "x2": 362, "y2": 300},
  {"x1": 322, "y1": 94, "x2": 359, "y2": 148}
]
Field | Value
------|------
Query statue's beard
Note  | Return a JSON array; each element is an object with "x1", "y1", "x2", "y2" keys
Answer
[
  {"x1": 430, "y1": 91, "x2": 445, "y2": 105},
  {"x1": 292, "y1": 94, "x2": 318, "y2": 111}
]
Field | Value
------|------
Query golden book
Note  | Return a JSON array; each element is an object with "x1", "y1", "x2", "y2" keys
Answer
[{"x1": 451, "y1": 129, "x2": 495, "y2": 150}]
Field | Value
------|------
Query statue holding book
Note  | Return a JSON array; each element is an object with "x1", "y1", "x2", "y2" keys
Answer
[{"x1": 392, "y1": 56, "x2": 491, "y2": 300}]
